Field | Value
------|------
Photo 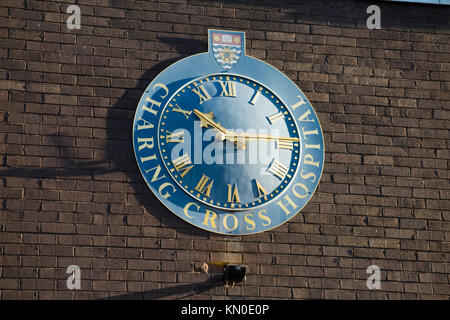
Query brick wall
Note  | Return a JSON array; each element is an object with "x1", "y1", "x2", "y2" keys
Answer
[{"x1": 0, "y1": 0, "x2": 449, "y2": 300}]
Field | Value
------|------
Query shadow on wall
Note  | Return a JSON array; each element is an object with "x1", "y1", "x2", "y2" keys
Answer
[
  {"x1": 102, "y1": 37, "x2": 212, "y2": 238},
  {"x1": 1, "y1": 36, "x2": 217, "y2": 299},
  {"x1": 0, "y1": 37, "x2": 210, "y2": 239},
  {"x1": 107, "y1": 274, "x2": 224, "y2": 300}
]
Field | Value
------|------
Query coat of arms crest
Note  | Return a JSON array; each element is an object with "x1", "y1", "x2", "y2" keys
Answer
[{"x1": 211, "y1": 31, "x2": 242, "y2": 70}]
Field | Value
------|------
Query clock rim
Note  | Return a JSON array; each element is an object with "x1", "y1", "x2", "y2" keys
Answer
[{"x1": 132, "y1": 43, "x2": 325, "y2": 235}]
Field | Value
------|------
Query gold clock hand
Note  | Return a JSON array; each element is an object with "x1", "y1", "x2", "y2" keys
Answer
[
  {"x1": 193, "y1": 110, "x2": 298, "y2": 148},
  {"x1": 226, "y1": 132, "x2": 300, "y2": 142},
  {"x1": 193, "y1": 109, "x2": 228, "y2": 135},
  {"x1": 193, "y1": 109, "x2": 247, "y2": 150}
]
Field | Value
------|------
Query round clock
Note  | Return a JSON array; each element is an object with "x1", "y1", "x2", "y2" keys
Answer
[{"x1": 133, "y1": 30, "x2": 324, "y2": 235}]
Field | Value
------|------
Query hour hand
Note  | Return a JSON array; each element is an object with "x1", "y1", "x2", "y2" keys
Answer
[
  {"x1": 193, "y1": 109, "x2": 247, "y2": 150},
  {"x1": 193, "y1": 109, "x2": 227, "y2": 135}
]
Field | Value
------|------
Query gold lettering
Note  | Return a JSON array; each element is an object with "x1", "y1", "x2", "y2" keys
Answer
[
  {"x1": 159, "y1": 182, "x2": 176, "y2": 199},
  {"x1": 137, "y1": 137, "x2": 154, "y2": 151},
  {"x1": 171, "y1": 103, "x2": 192, "y2": 119},
  {"x1": 298, "y1": 109, "x2": 315, "y2": 122},
  {"x1": 278, "y1": 141, "x2": 293, "y2": 150},
  {"x1": 291, "y1": 95, "x2": 306, "y2": 110},
  {"x1": 227, "y1": 184, "x2": 241, "y2": 203},
  {"x1": 254, "y1": 179, "x2": 267, "y2": 198},
  {"x1": 277, "y1": 195, "x2": 298, "y2": 215},
  {"x1": 267, "y1": 111, "x2": 285, "y2": 124},
  {"x1": 258, "y1": 209, "x2": 271, "y2": 227},
  {"x1": 153, "y1": 83, "x2": 169, "y2": 99},
  {"x1": 137, "y1": 117, "x2": 154, "y2": 130},
  {"x1": 203, "y1": 209, "x2": 217, "y2": 229},
  {"x1": 268, "y1": 159, "x2": 289, "y2": 180},
  {"x1": 145, "y1": 165, "x2": 166, "y2": 183},
  {"x1": 304, "y1": 154, "x2": 319, "y2": 168},
  {"x1": 165, "y1": 130, "x2": 184, "y2": 143},
  {"x1": 300, "y1": 169, "x2": 316, "y2": 183},
  {"x1": 192, "y1": 85, "x2": 212, "y2": 104},
  {"x1": 219, "y1": 81, "x2": 237, "y2": 97},
  {"x1": 305, "y1": 144, "x2": 321, "y2": 149},
  {"x1": 195, "y1": 174, "x2": 213, "y2": 197},
  {"x1": 302, "y1": 128, "x2": 318, "y2": 140},
  {"x1": 172, "y1": 154, "x2": 194, "y2": 178},
  {"x1": 142, "y1": 83, "x2": 169, "y2": 115},
  {"x1": 244, "y1": 213, "x2": 256, "y2": 231},
  {"x1": 140, "y1": 154, "x2": 156, "y2": 163},
  {"x1": 223, "y1": 214, "x2": 238, "y2": 231},
  {"x1": 292, "y1": 183, "x2": 308, "y2": 199},
  {"x1": 142, "y1": 97, "x2": 161, "y2": 116},
  {"x1": 249, "y1": 88, "x2": 262, "y2": 105},
  {"x1": 183, "y1": 202, "x2": 199, "y2": 219}
]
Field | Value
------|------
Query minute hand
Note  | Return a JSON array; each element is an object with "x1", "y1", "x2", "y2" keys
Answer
[{"x1": 227, "y1": 132, "x2": 300, "y2": 142}]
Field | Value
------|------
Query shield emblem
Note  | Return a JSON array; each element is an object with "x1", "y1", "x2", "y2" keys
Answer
[{"x1": 211, "y1": 32, "x2": 242, "y2": 70}]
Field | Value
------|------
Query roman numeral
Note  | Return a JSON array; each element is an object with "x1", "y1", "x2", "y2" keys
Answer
[
  {"x1": 268, "y1": 159, "x2": 289, "y2": 180},
  {"x1": 219, "y1": 81, "x2": 237, "y2": 97},
  {"x1": 165, "y1": 130, "x2": 184, "y2": 143},
  {"x1": 191, "y1": 85, "x2": 212, "y2": 104},
  {"x1": 171, "y1": 103, "x2": 192, "y2": 119},
  {"x1": 267, "y1": 111, "x2": 285, "y2": 124},
  {"x1": 227, "y1": 184, "x2": 241, "y2": 203},
  {"x1": 195, "y1": 174, "x2": 213, "y2": 197},
  {"x1": 291, "y1": 95, "x2": 306, "y2": 110},
  {"x1": 172, "y1": 153, "x2": 194, "y2": 178},
  {"x1": 253, "y1": 179, "x2": 267, "y2": 198},
  {"x1": 277, "y1": 141, "x2": 293, "y2": 150},
  {"x1": 249, "y1": 87, "x2": 262, "y2": 105}
]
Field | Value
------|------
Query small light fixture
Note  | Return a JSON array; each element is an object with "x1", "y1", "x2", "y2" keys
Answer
[{"x1": 223, "y1": 264, "x2": 247, "y2": 288}]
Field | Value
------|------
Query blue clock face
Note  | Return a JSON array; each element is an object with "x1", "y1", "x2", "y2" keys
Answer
[
  {"x1": 158, "y1": 74, "x2": 301, "y2": 211},
  {"x1": 133, "y1": 30, "x2": 324, "y2": 235}
]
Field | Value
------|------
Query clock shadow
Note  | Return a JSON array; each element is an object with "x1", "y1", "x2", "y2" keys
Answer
[
  {"x1": 105, "y1": 37, "x2": 215, "y2": 239},
  {"x1": 0, "y1": 37, "x2": 211, "y2": 239}
]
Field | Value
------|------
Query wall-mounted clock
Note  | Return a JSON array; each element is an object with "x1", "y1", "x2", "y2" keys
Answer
[{"x1": 133, "y1": 30, "x2": 324, "y2": 235}]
